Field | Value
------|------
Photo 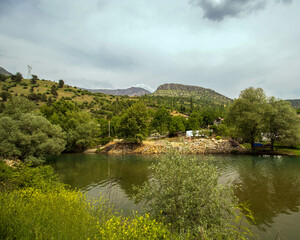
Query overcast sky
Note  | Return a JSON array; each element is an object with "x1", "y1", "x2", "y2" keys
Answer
[{"x1": 0, "y1": 0, "x2": 299, "y2": 99}]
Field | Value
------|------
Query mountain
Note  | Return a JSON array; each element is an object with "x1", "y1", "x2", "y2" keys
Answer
[
  {"x1": 86, "y1": 87, "x2": 151, "y2": 96},
  {"x1": 152, "y1": 83, "x2": 232, "y2": 105},
  {"x1": 286, "y1": 99, "x2": 300, "y2": 109},
  {"x1": 0, "y1": 66, "x2": 12, "y2": 76}
]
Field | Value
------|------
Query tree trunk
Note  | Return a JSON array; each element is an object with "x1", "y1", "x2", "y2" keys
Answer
[{"x1": 271, "y1": 138, "x2": 274, "y2": 152}]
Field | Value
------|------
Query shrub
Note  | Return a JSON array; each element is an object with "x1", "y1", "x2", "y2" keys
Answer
[
  {"x1": 216, "y1": 136, "x2": 222, "y2": 140},
  {"x1": 135, "y1": 150, "x2": 253, "y2": 239}
]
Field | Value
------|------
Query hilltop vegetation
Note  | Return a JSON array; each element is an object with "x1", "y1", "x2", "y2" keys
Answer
[{"x1": 152, "y1": 83, "x2": 232, "y2": 107}]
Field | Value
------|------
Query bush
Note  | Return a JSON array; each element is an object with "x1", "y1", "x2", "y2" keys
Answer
[
  {"x1": 99, "y1": 136, "x2": 114, "y2": 146},
  {"x1": 215, "y1": 136, "x2": 222, "y2": 140},
  {"x1": 135, "y1": 150, "x2": 253, "y2": 239}
]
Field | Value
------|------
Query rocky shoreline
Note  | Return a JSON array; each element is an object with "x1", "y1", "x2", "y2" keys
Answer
[{"x1": 98, "y1": 138, "x2": 246, "y2": 155}]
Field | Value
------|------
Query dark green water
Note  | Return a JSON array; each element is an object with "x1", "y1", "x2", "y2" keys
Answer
[{"x1": 49, "y1": 154, "x2": 300, "y2": 240}]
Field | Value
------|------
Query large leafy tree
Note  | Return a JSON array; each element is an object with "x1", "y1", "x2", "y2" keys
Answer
[
  {"x1": 263, "y1": 97, "x2": 300, "y2": 150},
  {"x1": 151, "y1": 107, "x2": 171, "y2": 134},
  {"x1": 169, "y1": 116, "x2": 186, "y2": 136},
  {"x1": 225, "y1": 87, "x2": 268, "y2": 151},
  {"x1": 0, "y1": 97, "x2": 66, "y2": 164},
  {"x1": 118, "y1": 102, "x2": 150, "y2": 143}
]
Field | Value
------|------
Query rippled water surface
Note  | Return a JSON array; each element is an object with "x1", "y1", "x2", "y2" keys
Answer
[{"x1": 49, "y1": 154, "x2": 300, "y2": 240}]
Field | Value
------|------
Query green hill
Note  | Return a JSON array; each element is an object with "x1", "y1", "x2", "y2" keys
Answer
[{"x1": 152, "y1": 83, "x2": 232, "y2": 106}]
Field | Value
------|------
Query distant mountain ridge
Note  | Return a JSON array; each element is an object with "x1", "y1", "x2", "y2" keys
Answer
[
  {"x1": 286, "y1": 99, "x2": 300, "y2": 109},
  {"x1": 0, "y1": 66, "x2": 12, "y2": 76},
  {"x1": 152, "y1": 83, "x2": 232, "y2": 105},
  {"x1": 86, "y1": 87, "x2": 151, "y2": 96}
]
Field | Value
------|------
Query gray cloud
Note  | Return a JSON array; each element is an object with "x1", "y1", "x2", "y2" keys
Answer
[{"x1": 190, "y1": 0, "x2": 292, "y2": 21}]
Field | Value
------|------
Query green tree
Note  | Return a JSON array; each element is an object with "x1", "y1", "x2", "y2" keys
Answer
[
  {"x1": 135, "y1": 150, "x2": 252, "y2": 239},
  {"x1": 51, "y1": 85, "x2": 58, "y2": 97},
  {"x1": 0, "y1": 97, "x2": 66, "y2": 164},
  {"x1": 264, "y1": 97, "x2": 300, "y2": 150},
  {"x1": 151, "y1": 107, "x2": 171, "y2": 134},
  {"x1": 187, "y1": 111, "x2": 203, "y2": 131},
  {"x1": 41, "y1": 100, "x2": 100, "y2": 151},
  {"x1": 0, "y1": 74, "x2": 7, "y2": 82},
  {"x1": 11, "y1": 72, "x2": 22, "y2": 83},
  {"x1": 118, "y1": 103, "x2": 150, "y2": 143},
  {"x1": 31, "y1": 74, "x2": 38, "y2": 84},
  {"x1": 169, "y1": 116, "x2": 185, "y2": 136},
  {"x1": 225, "y1": 87, "x2": 268, "y2": 151},
  {"x1": 0, "y1": 92, "x2": 12, "y2": 102},
  {"x1": 58, "y1": 79, "x2": 64, "y2": 88}
]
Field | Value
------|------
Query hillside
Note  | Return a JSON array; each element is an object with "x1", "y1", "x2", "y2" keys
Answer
[
  {"x1": 152, "y1": 83, "x2": 232, "y2": 106},
  {"x1": 87, "y1": 87, "x2": 150, "y2": 96},
  {"x1": 0, "y1": 66, "x2": 12, "y2": 76},
  {"x1": 286, "y1": 99, "x2": 300, "y2": 109}
]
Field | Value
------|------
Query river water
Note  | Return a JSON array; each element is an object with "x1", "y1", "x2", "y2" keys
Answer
[{"x1": 49, "y1": 154, "x2": 300, "y2": 240}]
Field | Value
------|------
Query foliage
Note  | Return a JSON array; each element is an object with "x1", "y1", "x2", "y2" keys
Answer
[
  {"x1": 151, "y1": 107, "x2": 172, "y2": 134},
  {"x1": 226, "y1": 87, "x2": 300, "y2": 150},
  {"x1": 0, "y1": 162, "x2": 63, "y2": 191},
  {"x1": 31, "y1": 74, "x2": 38, "y2": 84},
  {"x1": 263, "y1": 97, "x2": 300, "y2": 149},
  {"x1": 118, "y1": 102, "x2": 150, "y2": 143},
  {"x1": 169, "y1": 116, "x2": 185, "y2": 136},
  {"x1": 187, "y1": 111, "x2": 203, "y2": 130},
  {"x1": 41, "y1": 100, "x2": 100, "y2": 151},
  {"x1": 135, "y1": 150, "x2": 250, "y2": 239},
  {"x1": 0, "y1": 74, "x2": 7, "y2": 82},
  {"x1": 0, "y1": 114, "x2": 66, "y2": 164},
  {"x1": 58, "y1": 79, "x2": 64, "y2": 88},
  {"x1": 226, "y1": 87, "x2": 268, "y2": 150},
  {"x1": 0, "y1": 97, "x2": 66, "y2": 164},
  {"x1": 0, "y1": 163, "x2": 176, "y2": 240},
  {"x1": 11, "y1": 72, "x2": 22, "y2": 83},
  {"x1": 0, "y1": 91, "x2": 12, "y2": 102},
  {"x1": 51, "y1": 84, "x2": 58, "y2": 97}
]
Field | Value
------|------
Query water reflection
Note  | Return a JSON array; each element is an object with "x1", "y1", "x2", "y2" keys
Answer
[
  {"x1": 49, "y1": 154, "x2": 152, "y2": 212},
  {"x1": 231, "y1": 155, "x2": 300, "y2": 230}
]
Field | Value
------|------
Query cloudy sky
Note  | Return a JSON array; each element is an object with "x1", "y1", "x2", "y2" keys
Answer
[{"x1": 0, "y1": 0, "x2": 299, "y2": 99}]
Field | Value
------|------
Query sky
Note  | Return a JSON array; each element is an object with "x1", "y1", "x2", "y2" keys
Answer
[{"x1": 0, "y1": 0, "x2": 299, "y2": 99}]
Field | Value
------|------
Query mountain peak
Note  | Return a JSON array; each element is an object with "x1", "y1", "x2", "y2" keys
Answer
[{"x1": 0, "y1": 66, "x2": 12, "y2": 76}]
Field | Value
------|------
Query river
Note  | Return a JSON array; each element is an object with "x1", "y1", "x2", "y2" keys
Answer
[{"x1": 49, "y1": 153, "x2": 300, "y2": 240}]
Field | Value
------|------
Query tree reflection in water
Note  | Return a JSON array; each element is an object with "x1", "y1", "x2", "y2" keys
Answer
[{"x1": 232, "y1": 155, "x2": 300, "y2": 230}]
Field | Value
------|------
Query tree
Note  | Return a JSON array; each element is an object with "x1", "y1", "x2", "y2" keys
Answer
[
  {"x1": 0, "y1": 97, "x2": 66, "y2": 164},
  {"x1": 11, "y1": 72, "x2": 22, "y2": 83},
  {"x1": 225, "y1": 87, "x2": 268, "y2": 151},
  {"x1": 263, "y1": 97, "x2": 300, "y2": 150},
  {"x1": 118, "y1": 103, "x2": 150, "y2": 143},
  {"x1": 58, "y1": 79, "x2": 64, "y2": 88},
  {"x1": 151, "y1": 107, "x2": 171, "y2": 134},
  {"x1": 135, "y1": 150, "x2": 252, "y2": 239},
  {"x1": 31, "y1": 74, "x2": 38, "y2": 84},
  {"x1": 51, "y1": 85, "x2": 58, "y2": 97},
  {"x1": 0, "y1": 74, "x2": 7, "y2": 82},
  {"x1": 169, "y1": 116, "x2": 185, "y2": 136},
  {"x1": 187, "y1": 111, "x2": 203, "y2": 131},
  {"x1": 41, "y1": 99, "x2": 100, "y2": 151},
  {"x1": 0, "y1": 92, "x2": 12, "y2": 102}
]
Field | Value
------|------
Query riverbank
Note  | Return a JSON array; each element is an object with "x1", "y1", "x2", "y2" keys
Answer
[{"x1": 98, "y1": 138, "x2": 246, "y2": 155}]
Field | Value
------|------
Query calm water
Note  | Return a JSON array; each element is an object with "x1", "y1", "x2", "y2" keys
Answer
[{"x1": 49, "y1": 154, "x2": 300, "y2": 240}]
